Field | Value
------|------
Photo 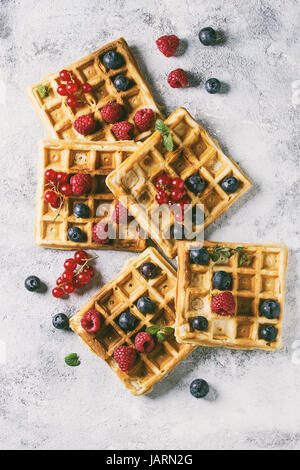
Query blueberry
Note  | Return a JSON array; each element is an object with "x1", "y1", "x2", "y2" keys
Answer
[
  {"x1": 221, "y1": 176, "x2": 239, "y2": 193},
  {"x1": 52, "y1": 313, "x2": 69, "y2": 330},
  {"x1": 140, "y1": 262, "x2": 158, "y2": 279},
  {"x1": 137, "y1": 297, "x2": 156, "y2": 314},
  {"x1": 199, "y1": 27, "x2": 217, "y2": 46},
  {"x1": 102, "y1": 50, "x2": 123, "y2": 69},
  {"x1": 25, "y1": 275, "x2": 41, "y2": 292},
  {"x1": 205, "y1": 78, "x2": 221, "y2": 94},
  {"x1": 259, "y1": 300, "x2": 280, "y2": 319},
  {"x1": 171, "y1": 224, "x2": 185, "y2": 240},
  {"x1": 185, "y1": 175, "x2": 207, "y2": 194},
  {"x1": 190, "y1": 247, "x2": 210, "y2": 265},
  {"x1": 191, "y1": 316, "x2": 209, "y2": 331},
  {"x1": 73, "y1": 203, "x2": 90, "y2": 219},
  {"x1": 118, "y1": 311, "x2": 138, "y2": 331},
  {"x1": 191, "y1": 206, "x2": 205, "y2": 226},
  {"x1": 259, "y1": 325, "x2": 278, "y2": 342},
  {"x1": 212, "y1": 271, "x2": 232, "y2": 290},
  {"x1": 67, "y1": 226, "x2": 85, "y2": 242},
  {"x1": 190, "y1": 379, "x2": 209, "y2": 398},
  {"x1": 113, "y1": 74, "x2": 130, "y2": 91}
]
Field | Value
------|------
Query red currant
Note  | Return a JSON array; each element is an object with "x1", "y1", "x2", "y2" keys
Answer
[
  {"x1": 155, "y1": 191, "x2": 169, "y2": 205},
  {"x1": 60, "y1": 184, "x2": 73, "y2": 196},
  {"x1": 56, "y1": 172, "x2": 68, "y2": 184},
  {"x1": 66, "y1": 96, "x2": 78, "y2": 109},
  {"x1": 74, "y1": 250, "x2": 88, "y2": 265},
  {"x1": 57, "y1": 84, "x2": 68, "y2": 96},
  {"x1": 59, "y1": 69, "x2": 71, "y2": 81},
  {"x1": 83, "y1": 266, "x2": 95, "y2": 277},
  {"x1": 156, "y1": 174, "x2": 171, "y2": 190},
  {"x1": 44, "y1": 191, "x2": 59, "y2": 205},
  {"x1": 170, "y1": 177, "x2": 185, "y2": 190},
  {"x1": 63, "y1": 283, "x2": 75, "y2": 294},
  {"x1": 45, "y1": 169, "x2": 57, "y2": 183},
  {"x1": 170, "y1": 189, "x2": 186, "y2": 202},
  {"x1": 56, "y1": 277, "x2": 64, "y2": 286},
  {"x1": 52, "y1": 287, "x2": 64, "y2": 298},
  {"x1": 77, "y1": 272, "x2": 90, "y2": 285},
  {"x1": 64, "y1": 258, "x2": 77, "y2": 272},
  {"x1": 62, "y1": 271, "x2": 74, "y2": 283},
  {"x1": 66, "y1": 81, "x2": 78, "y2": 94},
  {"x1": 82, "y1": 83, "x2": 92, "y2": 93},
  {"x1": 72, "y1": 277, "x2": 84, "y2": 289},
  {"x1": 50, "y1": 197, "x2": 62, "y2": 209}
]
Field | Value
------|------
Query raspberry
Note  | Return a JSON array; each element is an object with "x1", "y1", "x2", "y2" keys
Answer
[
  {"x1": 112, "y1": 121, "x2": 134, "y2": 140},
  {"x1": 101, "y1": 102, "x2": 123, "y2": 123},
  {"x1": 74, "y1": 114, "x2": 96, "y2": 136},
  {"x1": 113, "y1": 346, "x2": 136, "y2": 372},
  {"x1": 70, "y1": 173, "x2": 92, "y2": 195},
  {"x1": 211, "y1": 292, "x2": 236, "y2": 316},
  {"x1": 135, "y1": 332, "x2": 155, "y2": 353},
  {"x1": 81, "y1": 309, "x2": 101, "y2": 334},
  {"x1": 156, "y1": 35, "x2": 179, "y2": 57},
  {"x1": 134, "y1": 108, "x2": 155, "y2": 132},
  {"x1": 92, "y1": 221, "x2": 110, "y2": 244},
  {"x1": 168, "y1": 68, "x2": 188, "y2": 88},
  {"x1": 112, "y1": 201, "x2": 130, "y2": 224}
]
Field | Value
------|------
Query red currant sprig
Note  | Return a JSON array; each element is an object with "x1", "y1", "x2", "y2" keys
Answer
[
  {"x1": 154, "y1": 174, "x2": 191, "y2": 221},
  {"x1": 44, "y1": 169, "x2": 73, "y2": 220},
  {"x1": 57, "y1": 69, "x2": 92, "y2": 110}
]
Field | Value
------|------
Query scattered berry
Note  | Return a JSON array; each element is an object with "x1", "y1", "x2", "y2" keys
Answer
[
  {"x1": 60, "y1": 183, "x2": 73, "y2": 196},
  {"x1": 64, "y1": 258, "x2": 77, "y2": 272},
  {"x1": 205, "y1": 78, "x2": 221, "y2": 94},
  {"x1": 74, "y1": 114, "x2": 96, "y2": 136},
  {"x1": 113, "y1": 74, "x2": 130, "y2": 92},
  {"x1": 221, "y1": 176, "x2": 239, "y2": 193},
  {"x1": 81, "y1": 309, "x2": 101, "y2": 334},
  {"x1": 74, "y1": 250, "x2": 88, "y2": 265},
  {"x1": 156, "y1": 35, "x2": 179, "y2": 57},
  {"x1": 57, "y1": 84, "x2": 68, "y2": 96},
  {"x1": 66, "y1": 81, "x2": 78, "y2": 94},
  {"x1": 168, "y1": 68, "x2": 188, "y2": 88},
  {"x1": 67, "y1": 226, "x2": 85, "y2": 242},
  {"x1": 25, "y1": 275, "x2": 41, "y2": 292},
  {"x1": 56, "y1": 172, "x2": 69, "y2": 184},
  {"x1": 156, "y1": 174, "x2": 171, "y2": 190},
  {"x1": 112, "y1": 121, "x2": 134, "y2": 140},
  {"x1": 137, "y1": 297, "x2": 156, "y2": 314},
  {"x1": 211, "y1": 291, "x2": 236, "y2": 316},
  {"x1": 101, "y1": 102, "x2": 123, "y2": 123},
  {"x1": 212, "y1": 271, "x2": 232, "y2": 290},
  {"x1": 82, "y1": 265, "x2": 95, "y2": 278},
  {"x1": 82, "y1": 82, "x2": 92, "y2": 93},
  {"x1": 52, "y1": 313, "x2": 69, "y2": 330},
  {"x1": 190, "y1": 379, "x2": 209, "y2": 398},
  {"x1": 186, "y1": 175, "x2": 207, "y2": 194},
  {"x1": 56, "y1": 277, "x2": 64, "y2": 286},
  {"x1": 59, "y1": 69, "x2": 71, "y2": 81},
  {"x1": 45, "y1": 169, "x2": 57, "y2": 183},
  {"x1": 170, "y1": 177, "x2": 185, "y2": 190},
  {"x1": 66, "y1": 95, "x2": 78, "y2": 109},
  {"x1": 135, "y1": 332, "x2": 155, "y2": 353},
  {"x1": 259, "y1": 299, "x2": 280, "y2": 319},
  {"x1": 92, "y1": 221, "x2": 110, "y2": 244},
  {"x1": 199, "y1": 27, "x2": 217, "y2": 46},
  {"x1": 156, "y1": 191, "x2": 169, "y2": 205},
  {"x1": 73, "y1": 203, "x2": 90, "y2": 218},
  {"x1": 259, "y1": 325, "x2": 278, "y2": 342},
  {"x1": 44, "y1": 190, "x2": 59, "y2": 205},
  {"x1": 134, "y1": 108, "x2": 155, "y2": 132},
  {"x1": 114, "y1": 346, "x2": 136, "y2": 372},
  {"x1": 112, "y1": 201, "x2": 129, "y2": 224},
  {"x1": 72, "y1": 277, "x2": 85, "y2": 289},
  {"x1": 191, "y1": 316, "x2": 209, "y2": 331},
  {"x1": 170, "y1": 188, "x2": 186, "y2": 202},
  {"x1": 70, "y1": 173, "x2": 92, "y2": 195},
  {"x1": 140, "y1": 262, "x2": 158, "y2": 279},
  {"x1": 77, "y1": 272, "x2": 90, "y2": 285},
  {"x1": 52, "y1": 287, "x2": 64, "y2": 298},
  {"x1": 190, "y1": 247, "x2": 210, "y2": 265},
  {"x1": 118, "y1": 311, "x2": 138, "y2": 332},
  {"x1": 63, "y1": 283, "x2": 75, "y2": 294},
  {"x1": 62, "y1": 271, "x2": 74, "y2": 283},
  {"x1": 102, "y1": 50, "x2": 123, "y2": 69}
]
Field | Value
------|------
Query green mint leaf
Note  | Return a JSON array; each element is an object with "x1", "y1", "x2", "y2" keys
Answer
[
  {"x1": 235, "y1": 246, "x2": 244, "y2": 252},
  {"x1": 157, "y1": 332, "x2": 165, "y2": 342},
  {"x1": 146, "y1": 325, "x2": 160, "y2": 335},
  {"x1": 239, "y1": 253, "x2": 248, "y2": 266},
  {"x1": 223, "y1": 251, "x2": 232, "y2": 258},
  {"x1": 163, "y1": 133, "x2": 174, "y2": 151},
  {"x1": 155, "y1": 119, "x2": 169, "y2": 135},
  {"x1": 212, "y1": 252, "x2": 220, "y2": 262},
  {"x1": 37, "y1": 84, "x2": 49, "y2": 99},
  {"x1": 161, "y1": 327, "x2": 174, "y2": 334},
  {"x1": 65, "y1": 353, "x2": 80, "y2": 367}
]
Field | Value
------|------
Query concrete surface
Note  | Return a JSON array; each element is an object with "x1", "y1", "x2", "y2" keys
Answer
[{"x1": 0, "y1": 0, "x2": 299, "y2": 450}]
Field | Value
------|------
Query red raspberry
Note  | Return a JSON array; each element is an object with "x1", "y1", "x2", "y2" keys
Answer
[
  {"x1": 168, "y1": 68, "x2": 188, "y2": 88},
  {"x1": 156, "y1": 35, "x2": 179, "y2": 57},
  {"x1": 135, "y1": 332, "x2": 155, "y2": 353},
  {"x1": 134, "y1": 108, "x2": 155, "y2": 132},
  {"x1": 74, "y1": 114, "x2": 96, "y2": 136},
  {"x1": 81, "y1": 309, "x2": 101, "y2": 334},
  {"x1": 112, "y1": 201, "x2": 129, "y2": 224},
  {"x1": 70, "y1": 173, "x2": 92, "y2": 195},
  {"x1": 112, "y1": 121, "x2": 134, "y2": 140},
  {"x1": 92, "y1": 221, "x2": 110, "y2": 244},
  {"x1": 113, "y1": 346, "x2": 136, "y2": 372},
  {"x1": 101, "y1": 102, "x2": 123, "y2": 123},
  {"x1": 211, "y1": 292, "x2": 236, "y2": 316}
]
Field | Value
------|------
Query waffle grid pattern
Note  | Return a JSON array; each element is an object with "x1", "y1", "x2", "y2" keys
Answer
[
  {"x1": 176, "y1": 241, "x2": 288, "y2": 350},
  {"x1": 106, "y1": 107, "x2": 253, "y2": 258},
  {"x1": 27, "y1": 38, "x2": 162, "y2": 142},
  {"x1": 70, "y1": 247, "x2": 195, "y2": 395},
  {"x1": 35, "y1": 140, "x2": 146, "y2": 251}
]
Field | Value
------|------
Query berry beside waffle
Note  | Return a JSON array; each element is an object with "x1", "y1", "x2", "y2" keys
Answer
[
  {"x1": 70, "y1": 247, "x2": 195, "y2": 395},
  {"x1": 176, "y1": 241, "x2": 288, "y2": 351}
]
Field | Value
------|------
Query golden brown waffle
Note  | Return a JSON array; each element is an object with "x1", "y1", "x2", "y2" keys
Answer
[
  {"x1": 106, "y1": 107, "x2": 253, "y2": 258},
  {"x1": 35, "y1": 139, "x2": 146, "y2": 251},
  {"x1": 27, "y1": 38, "x2": 162, "y2": 142},
  {"x1": 176, "y1": 241, "x2": 288, "y2": 351},
  {"x1": 70, "y1": 247, "x2": 195, "y2": 395}
]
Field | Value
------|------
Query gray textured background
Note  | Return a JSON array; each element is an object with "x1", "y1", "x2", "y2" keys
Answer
[{"x1": 0, "y1": 0, "x2": 299, "y2": 450}]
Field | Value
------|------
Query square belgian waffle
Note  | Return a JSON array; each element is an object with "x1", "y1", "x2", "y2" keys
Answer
[
  {"x1": 176, "y1": 241, "x2": 288, "y2": 351},
  {"x1": 35, "y1": 139, "x2": 146, "y2": 251},
  {"x1": 27, "y1": 38, "x2": 162, "y2": 142},
  {"x1": 70, "y1": 247, "x2": 195, "y2": 395},
  {"x1": 106, "y1": 107, "x2": 253, "y2": 258}
]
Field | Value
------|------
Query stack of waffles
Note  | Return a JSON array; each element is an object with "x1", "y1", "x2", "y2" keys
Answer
[{"x1": 28, "y1": 37, "x2": 288, "y2": 395}]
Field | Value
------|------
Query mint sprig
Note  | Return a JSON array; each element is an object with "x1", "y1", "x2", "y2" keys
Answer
[
  {"x1": 155, "y1": 119, "x2": 174, "y2": 151},
  {"x1": 210, "y1": 246, "x2": 248, "y2": 266},
  {"x1": 37, "y1": 84, "x2": 50, "y2": 99},
  {"x1": 146, "y1": 325, "x2": 174, "y2": 343},
  {"x1": 65, "y1": 353, "x2": 80, "y2": 367}
]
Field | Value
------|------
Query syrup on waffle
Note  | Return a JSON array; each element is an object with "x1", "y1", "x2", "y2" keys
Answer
[
  {"x1": 27, "y1": 38, "x2": 162, "y2": 142},
  {"x1": 106, "y1": 107, "x2": 253, "y2": 258},
  {"x1": 35, "y1": 139, "x2": 146, "y2": 251},
  {"x1": 70, "y1": 247, "x2": 195, "y2": 395},
  {"x1": 176, "y1": 241, "x2": 288, "y2": 351}
]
